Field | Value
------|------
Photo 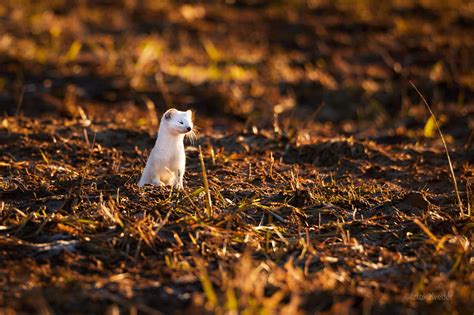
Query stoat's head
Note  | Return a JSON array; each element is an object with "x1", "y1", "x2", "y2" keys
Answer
[{"x1": 161, "y1": 108, "x2": 194, "y2": 136}]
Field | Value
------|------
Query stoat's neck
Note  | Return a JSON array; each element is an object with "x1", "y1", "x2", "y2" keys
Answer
[{"x1": 155, "y1": 126, "x2": 184, "y2": 147}]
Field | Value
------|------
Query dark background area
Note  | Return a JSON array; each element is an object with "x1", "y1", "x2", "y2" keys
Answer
[{"x1": 0, "y1": 0, "x2": 473, "y2": 131}]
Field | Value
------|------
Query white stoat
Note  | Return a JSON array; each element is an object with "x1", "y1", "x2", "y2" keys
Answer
[{"x1": 138, "y1": 108, "x2": 194, "y2": 189}]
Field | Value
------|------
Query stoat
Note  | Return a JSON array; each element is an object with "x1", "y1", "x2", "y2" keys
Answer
[{"x1": 138, "y1": 108, "x2": 194, "y2": 189}]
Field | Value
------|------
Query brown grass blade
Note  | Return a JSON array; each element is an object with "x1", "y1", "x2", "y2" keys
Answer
[
  {"x1": 199, "y1": 145, "x2": 213, "y2": 218},
  {"x1": 410, "y1": 81, "x2": 464, "y2": 217}
]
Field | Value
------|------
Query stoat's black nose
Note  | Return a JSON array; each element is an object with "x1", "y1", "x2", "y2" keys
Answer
[{"x1": 187, "y1": 127, "x2": 192, "y2": 131}]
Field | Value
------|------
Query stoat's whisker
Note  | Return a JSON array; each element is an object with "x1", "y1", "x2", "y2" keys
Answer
[
  {"x1": 191, "y1": 129, "x2": 199, "y2": 144},
  {"x1": 186, "y1": 129, "x2": 198, "y2": 145}
]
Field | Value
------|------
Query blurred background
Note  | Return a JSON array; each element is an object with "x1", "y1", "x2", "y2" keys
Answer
[{"x1": 0, "y1": 0, "x2": 473, "y2": 142}]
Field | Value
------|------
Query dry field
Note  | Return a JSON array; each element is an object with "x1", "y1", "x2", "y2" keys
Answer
[{"x1": 0, "y1": 1, "x2": 473, "y2": 314}]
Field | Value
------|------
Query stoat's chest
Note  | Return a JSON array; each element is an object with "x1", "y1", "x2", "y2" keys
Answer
[
  {"x1": 161, "y1": 150, "x2": 183, "y2": 168},
  {"x1": 151, "y1": 137, "x2": 185, "y2": 167}
]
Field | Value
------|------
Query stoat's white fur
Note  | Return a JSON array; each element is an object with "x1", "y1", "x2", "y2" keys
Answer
[{"x1": 138, "y1": 108, "x2": 194, "y2": 189}]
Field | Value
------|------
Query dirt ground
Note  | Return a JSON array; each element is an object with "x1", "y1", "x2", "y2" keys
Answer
[{"x1": 0, "y1": 1, "x2": 473, "y2": 314}]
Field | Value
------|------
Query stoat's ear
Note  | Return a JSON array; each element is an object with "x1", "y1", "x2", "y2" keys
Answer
[
  {"x1": 186, "y1": 110, "x2": 193, "y2": 119},
  {"x1": 164, "y1": 108, "x2": 177, "y2": 121}
]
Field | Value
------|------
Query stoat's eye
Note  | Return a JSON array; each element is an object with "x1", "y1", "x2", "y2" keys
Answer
[{"x1": 179, "y1": 121, "x2": 183, "y2": 124}]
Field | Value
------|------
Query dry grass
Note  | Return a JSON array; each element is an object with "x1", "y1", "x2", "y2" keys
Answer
[{"x1": 410, "y1": 81, "x2": 464, "y2": 217}]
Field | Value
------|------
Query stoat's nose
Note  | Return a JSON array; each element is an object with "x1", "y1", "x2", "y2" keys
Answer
[{"x1": 187, "y1": 127, "x2": 192, "y2": 131}]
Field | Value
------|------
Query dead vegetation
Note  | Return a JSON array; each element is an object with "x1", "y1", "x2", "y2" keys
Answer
[{"x1": 1, "y1": 0, "x2": 473, "y2": 314}]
